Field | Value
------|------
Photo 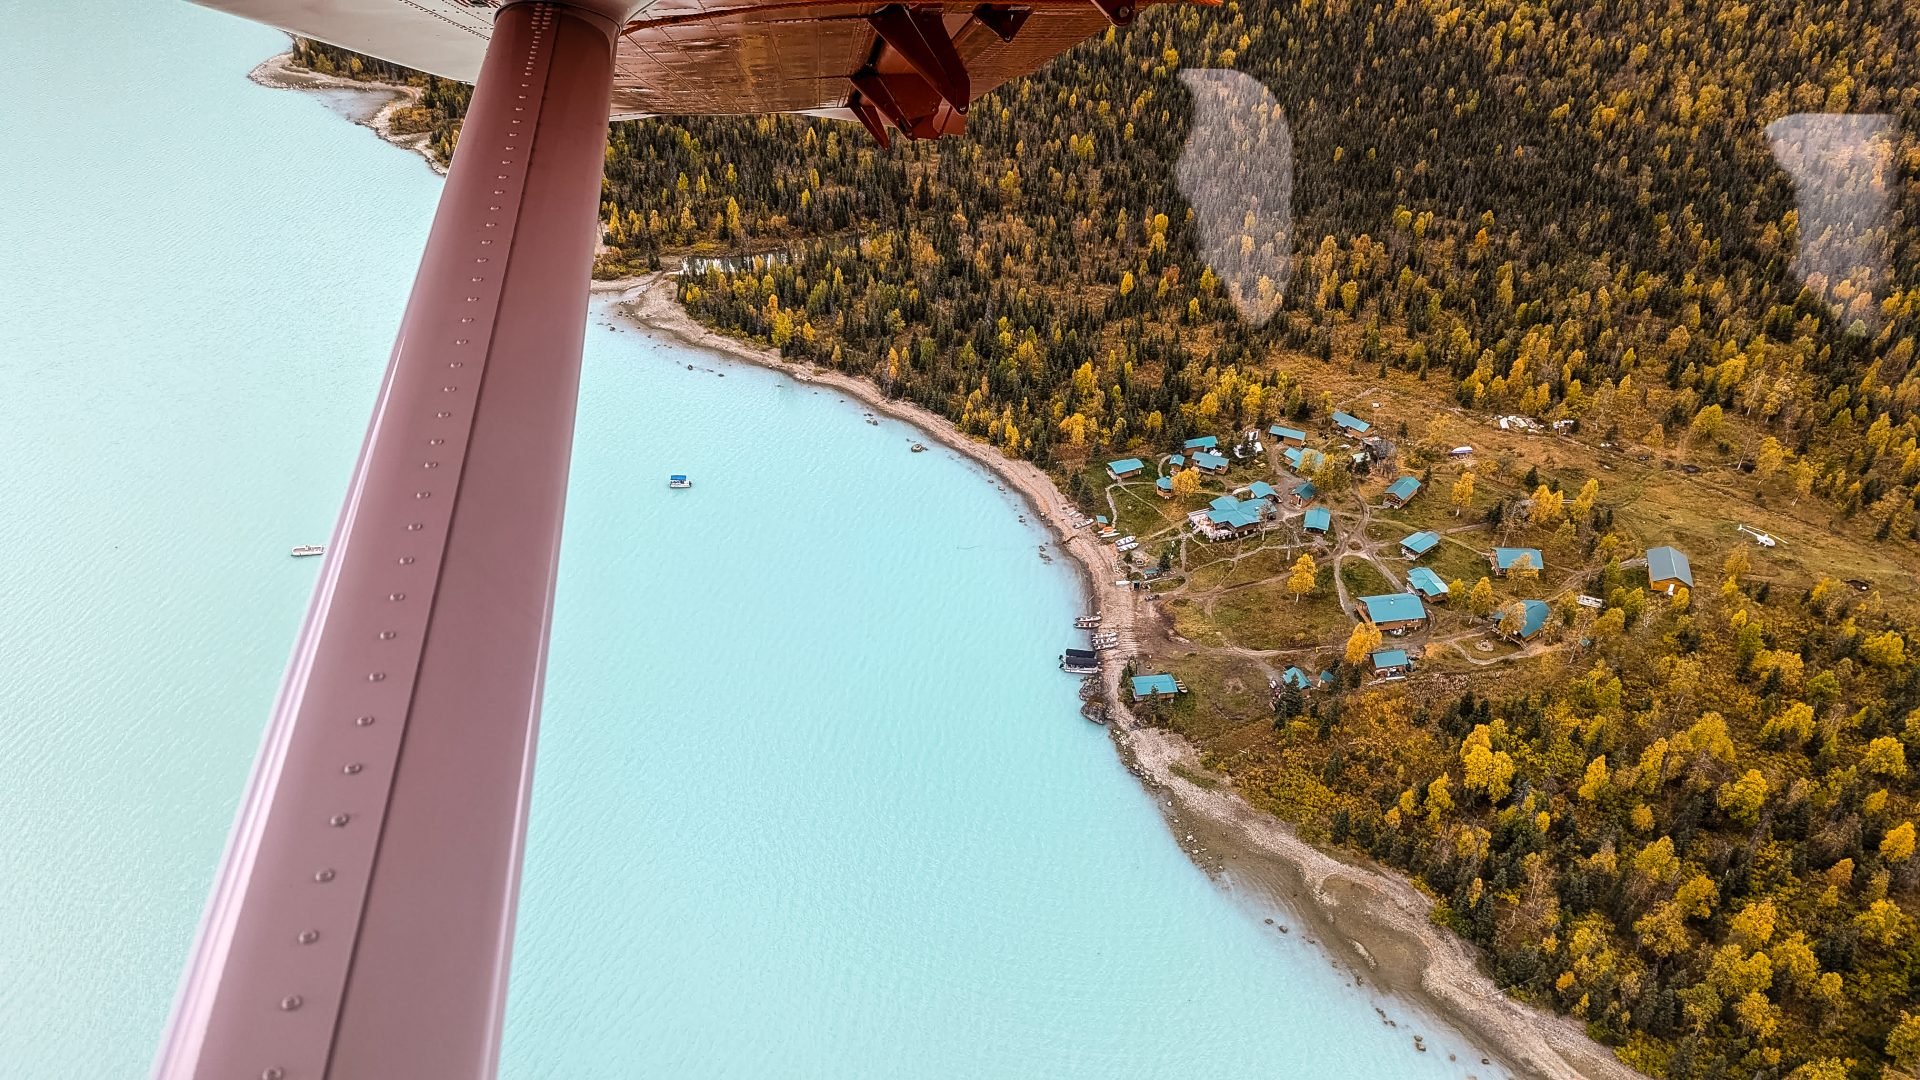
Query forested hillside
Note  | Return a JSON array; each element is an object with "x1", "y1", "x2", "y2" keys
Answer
[{"x1": 292, "y1": 4, "x2": 1920, "y2": 1074}]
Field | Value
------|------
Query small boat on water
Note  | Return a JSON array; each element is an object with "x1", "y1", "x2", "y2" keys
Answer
[
  {"x1": 291, "y1": 545, "x2": 325, "y2": 558},
  {"x1": 910, "y1": 443, "x2": 926, "y2": 452},
  {"x1": 668, "y1": 475, "x2": 692, "y2": 489}
]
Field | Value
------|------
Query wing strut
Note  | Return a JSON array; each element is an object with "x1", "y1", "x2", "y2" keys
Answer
[{"x1": 152, "y1": 3, "x2": 618, "y2": 1077}]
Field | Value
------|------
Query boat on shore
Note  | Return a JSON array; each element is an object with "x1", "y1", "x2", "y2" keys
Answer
[
  {"x1": 668, "y1": 474, "x2": 692, "y2": 489},
  {"x1": 290, "y1": 545, "x2": 325, "y2": 558},
  {"x1": 1074, "y1": 614, "x2": 1103, "y2": 628}
]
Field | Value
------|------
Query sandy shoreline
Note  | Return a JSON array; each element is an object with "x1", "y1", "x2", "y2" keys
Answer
[
  {"x1": 611, "y1": 272, "x2": 1644, "y2": 1080},
  {"x1": 248, "y1": 50, "x2": 447, "y2": 174}
]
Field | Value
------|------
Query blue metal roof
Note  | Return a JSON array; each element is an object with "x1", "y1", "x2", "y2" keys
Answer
[
  {"x1": 1248, "y1": 480, "x2": 1278, "y2": 500},
  {"x1": 1214, "y1": 507, "x2": 1261, "y2": 528},
  {"x1": 1401, "y1": 530, "x2": 1440, "y2": 556},
  {"x1": 1360, "y1": 593, "x2": 1427, "y2": 624},
  {"x1": 1184, "y1": 435, "x2": 1219, "y2": 450},
  {"x1": 1107, "y1": 458, "x2": 1145, "y2": 474},
  {"x1": 1192, "y1": 451, "x2": 1228, "y2": 469},
  {"x1": 1155, "y1": 476, "x2": 1172, "y2": 491},
  {"x1": 1303, "y1": 507, "x2": 1331, "y2": 531},
  {"x1": 1372, "y1": 648, "x2": 1411, "y2": 669},
  {"x1": 1406, "y1": 567, "x2": 1449, "y2": 597},
  {"x1": 1647, "y1": 545, "x2": 1693, "y2": 586},
  {"x1": 1493, "y1": 546, "x2": 1544, "y2": 572},
  {"x1": 1385, "y1": 475, "x2": 1421, "y2": 501},
  {"x1": 1333, "y1": 410, "x2": 1372, "y2": 433},
  {"x1": 1281, "y1": 666, "x2": 1311, "y2": 689},
  {"x1": 1132, "y1": 673, "x2": 1179, "y2": 697},
  {"x1": 1516, "y1": 598, "x2": 1551, "y2": 638},
  {"x1": 1268, "y1": 424, "x2": 1306, "y2": 441},
  {"x1": 1293, "y1": 481, "x2": 1318, "y2": 501},
  {"x1": 1210, "y1": 495, "x2": 1240, "y2": 512},
  {"x1": 1284, "y1": 447, "x2": 1326, "y2": 473}
]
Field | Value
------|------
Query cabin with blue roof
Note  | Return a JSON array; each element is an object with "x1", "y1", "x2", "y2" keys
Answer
[
  {"x1": 1303, "y1": 506, "x2": 1332, "y2": 535},
  {"x1": 1502, "y1": 598, "x2": 1553, "y2": 641},
  {"x1": 1191, "y1": 494, "x2": 1272, "y2": 540},
  {"x1": 1106, "y1": 458, "x2": 1145, "y2": 480},
  {"x1": 1155, "y1": 475, "x2": 1173, "y2": 498},
  {"x1": 1371, "y1": 649, "x2": 1412, "y2": 677},
  {"x1": 1283, "y1": 446, "x2": 1327, "y2": 475},
  {"x1": 1400, "y1": 531, "x2": 1440, "y2": 559},
  {"x1": 1183, "y1": 435, "x2": 1219, "y2": 452},
  {"x1": 1383, "y1": 475, "x2": 1422, "y2": 507},
  {"x1": 1132, "y1": 673, "x2": 1181, "y2": 699},
  {"x1": 1406, "y1": 566, "x2": 1449, "y2": 600},
  {"x1": 1358, "y1": 592, "x2": 1428, "y2": 633},
  {"x1": 1268, "y1": 424, "x2": 1307, "y2": 445},
  {"x1": 1247, "y1": 480, "x2": 1279, "y2": 503},
  {"x1": 1192, "y1": 451, "x2": 1229, "y2": 474},
  {"x1": 1281, "y1": 666, "x2": 1313, "y2": 691},
  {"x1": 1491, "y1": 546, "x2": 1544, "y2": 576},
  {"x1": 1291, "y1": 481, "x2": 1318, "y2": 506},
  {"x1": 1647, "y1": 545, "x2": 1693, "y2": 593},
  {"x1": 1332, "y1": 410, "x2": 1372, "y2": 435}
]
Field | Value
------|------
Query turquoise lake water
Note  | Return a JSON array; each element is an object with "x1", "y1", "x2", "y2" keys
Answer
[{"x1": 0, "y1": 4, "x2": 1496, "y2": 1077}]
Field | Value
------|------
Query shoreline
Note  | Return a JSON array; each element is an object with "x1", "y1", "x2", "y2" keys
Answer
[
  {"x1": 611, "y1": 271, "x2": 1644, "y2": 1080},
  {"x1": 248, "y1": 50, "x2": 447, "y2": 174}
]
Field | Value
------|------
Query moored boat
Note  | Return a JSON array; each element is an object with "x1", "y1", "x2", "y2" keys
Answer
[
  {"x1": 668, "y1": 474, "x2": 692, "y2": 489},
  {"x1": 290, "y1": 545, "x2": 325, "y2": 558}
]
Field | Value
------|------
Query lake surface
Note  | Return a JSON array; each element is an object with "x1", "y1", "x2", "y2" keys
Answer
[{"x1": 0, "y1": 4, "x2": 1494, "y2": 1077}]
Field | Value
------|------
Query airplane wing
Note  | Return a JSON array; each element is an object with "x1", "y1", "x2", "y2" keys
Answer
[{"x1": 195, "y1": 0, "x2": 1150, "y2": 139}]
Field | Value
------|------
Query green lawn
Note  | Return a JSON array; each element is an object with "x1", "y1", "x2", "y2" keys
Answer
[{"x1": 1339, "y1": 558, "x2": 1396, "y2": 598}]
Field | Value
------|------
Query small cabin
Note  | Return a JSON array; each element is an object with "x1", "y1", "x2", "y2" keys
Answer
[
  {"x1": 1358, "y1": 592, "x2": 1428, "y2": 633},
  {"x1": 1106, "y1": 458, "x2": 1145, "y2": 480},
  {"x1": 1291, "y1": 481, "x2": 1318, "y2": 506},
  {"x1": 1247, "y1": 480, "x2": 1280, "y2": 504},
  {"x1": 1383, "y1": 475, "x2": 1422, "y2": 507},
  {"x1": 1267, "y1": 424, "x2": 1307, "y2": 445},
  {"x1": 1191, "y1": 451, "x2": 1229, "y2": 474},
  {"x1": 1283, "y1": 446, "x2": 1327, "y2": 475},
  {"x1": 1407, "y1": 566, "x2": 1449, "y2": 601},
  {"x1": 1502, "y1": 599, "x2": 1552, "y2": 641},
  {"x1": 1647, "y1": 545, "x2": 1694, "y2": 594},
  {"x1": 1303, "y1": 507, "x2": 1332, "y2": 535},
  {"x1": 1280, "y1": 666, "x2": 1314, "y2": 691},
  {"x1": 1491, "y1": 546, "x2": 1544, "y2": 576},
  {"x1": 1155, "y1": 476, "x2": 1174, "y2": 499},
  {"x1": 1183, "y1": 435, "x2": 1220, "y2": 454},
  {"x1": 1371, "y1": 649, "x2": 1412, "y2": 678},
  {"x1": 1332, "y1": 410, "x2": 1373, "y2": 435},
  {"x1": 1131, "y1": 673, "x2": 1181, "y2": 699},
  {"x1": 1400, "y1": 531, "x2": 1440, "y2": 560}
]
